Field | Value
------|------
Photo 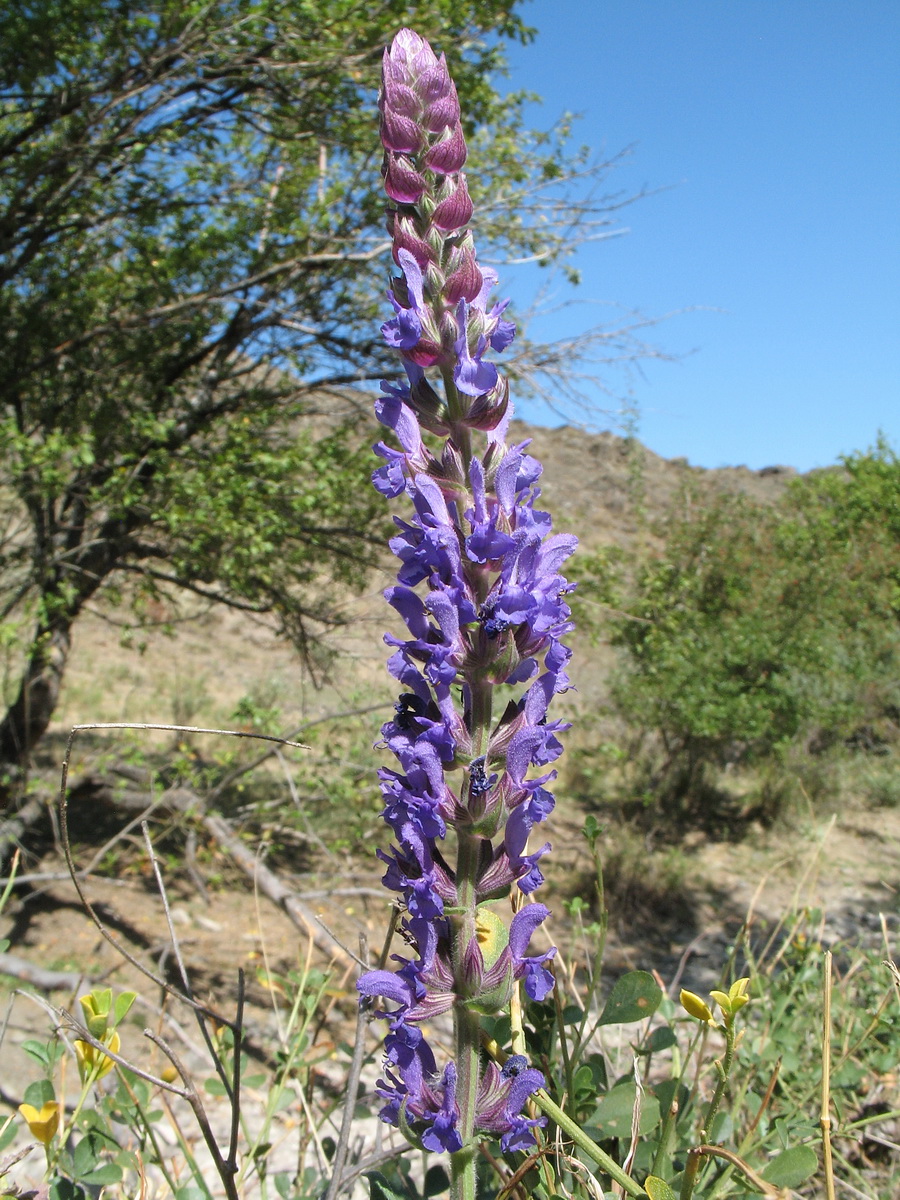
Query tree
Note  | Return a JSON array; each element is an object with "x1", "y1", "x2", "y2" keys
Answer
[{"x1": 0, "y1": 0, "x2": 641, "y2": 776}]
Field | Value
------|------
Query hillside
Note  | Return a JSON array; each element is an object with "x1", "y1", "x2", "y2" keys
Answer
[{"x1": 49, "y1": 419, "x2": 798, "y2": 739}]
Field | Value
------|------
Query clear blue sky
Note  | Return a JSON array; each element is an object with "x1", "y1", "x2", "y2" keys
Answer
[{"x1": 497, "y1": 1, "x2": 900, "y2": 470}]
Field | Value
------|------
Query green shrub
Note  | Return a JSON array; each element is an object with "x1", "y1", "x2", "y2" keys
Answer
[{"x1": 575, "y1": 439, "x2": 900, "y2": 815}]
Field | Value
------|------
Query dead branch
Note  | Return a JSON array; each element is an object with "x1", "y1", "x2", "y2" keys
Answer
[
  {"x1": 0, "y1": 794, "x2": 48, "y2": 870},
  {"x1": 0, "y1": 952, "x2": 86, "y2": 992}
]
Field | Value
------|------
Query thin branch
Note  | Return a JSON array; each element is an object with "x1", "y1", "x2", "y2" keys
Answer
[
  {"x1": 141, "y1": 820, "x2": 234, "y2": 1101},
  {"x1": 325, "y1": 933, "x2": 371, "y2": 1200},
  {"x1": 144, "y1": 1028, "x2": 240, "y2": 1200}
]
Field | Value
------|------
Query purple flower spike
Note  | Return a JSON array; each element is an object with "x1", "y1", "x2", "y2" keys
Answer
[{"x1": 363, "y1": 26, "x2": 577, "y2": 1163}]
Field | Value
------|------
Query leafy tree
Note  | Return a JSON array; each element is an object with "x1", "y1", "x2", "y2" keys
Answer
[
  {"x1": 579, "y1": 441, "x2": 900, "y2": 803},
  {"x1": 0, "y1": 0, "x2": 639, "y2": 775}
]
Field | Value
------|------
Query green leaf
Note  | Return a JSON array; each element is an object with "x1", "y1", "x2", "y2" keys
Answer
[
  {"x1": 643, "y1": 1026, "x2": 677, "y2": 1053},
  {"x1": 73, "y1": 1132, "x2": 104, "y2": 1175},
  {"x1": 49, "y1": 1182, "x2": 88, "y2": 1200},
  {"x1": 366, "y1": 1171, "x2": 418, "y2": 1200},
  {"x1": 113, "y1": 991, "x2": 137, "y2": 1025},
  {"x1": 760, "y1": 1144, "x2": 818, "y2": 1187},
  {"x1": 587, "y1": 1083, "x2": 661, "y2": 1139},
  {"x1": 710, "y1": 1111, "x2": 733, "y2": 1142},
  {"x1": 598, "y1": 971, "x2": 663, "y2": 1025},
  {"x1": 21, "y1": 1039, "x2": 51, "y2": 1067},
  {"x1": 424, "y1": 1165, "x2": 450, "y2": 1196},
  {"x1": 645, "y1": 1178, "x2": 678, "y2": 1200},
  {"x1": 81, "y1": 1164, "x2": 123, "y2": 1185},
  {"x1": 0, "y1": 1118, "x2": 17, "y2": 1152},
  {"x1": 23, "y1": 1078, "x2": 56, "y2": 1107}
]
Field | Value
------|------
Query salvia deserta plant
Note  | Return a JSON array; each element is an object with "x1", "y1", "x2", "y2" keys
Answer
[{"x1": 357, "y1": 27, "x2": 577, "y2": 1199}]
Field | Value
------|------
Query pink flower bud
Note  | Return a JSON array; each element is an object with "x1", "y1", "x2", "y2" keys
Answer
[
  {"x1": 416, "y1": 56, "x2": 453, "y2": 104},
  {"x1": 466, "y1": 378, "x2": 511, "y2": 430},
  {"x1": 380, "y1": 80, "x2": 419, "y2": 119},
  {"x1": 381, "y1": 108, "x2": 422, "y2": 154},
  {"x1": 383, "y1": 153, "x2": 426, "y2": 204},
  {"x1": 390, "y1": 213, "x2": 434, "y2": 270},
  {"x1": 405, "y1": 338, "x2": 443, "y2": 367},
  {"x1": 423, "y1": 81, "x2": 461, "y2": 132},
  {"x1": 431, "y1": 175, "x2": 473, "y2": 231},
  {"x1": 424, "y1": 124, "x2": 467, "y2": 174},
  {"x1": 380, "y1": 46, "x2": 406, "y2": 87},
  {"x1": 387, "y1": 29, "x2": 438, "y2": 79},
  {"x1": 443, "y1": 252, "x2": 483, "y2": 305}
]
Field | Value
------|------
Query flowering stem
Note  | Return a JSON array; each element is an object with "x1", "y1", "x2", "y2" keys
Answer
[
  {"x1": 451, "y1": 1006, "x2": 480, "y2": 1200},
  {"x1": 361, "y1": 26, "x2": 575, "y2": 1180},
  {"x1": 441, "y1": 368, "x2": 473, "y2": 468}
]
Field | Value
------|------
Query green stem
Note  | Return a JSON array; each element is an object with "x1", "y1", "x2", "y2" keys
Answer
[
  {"x1": 441, "y1": 368, "x2": 473, "y2": 474},
  {"x1": 700, "y1": 1020, "x2": 736, "y2": 1143},
  {"x1": 532, "y1": 1089, "x2": 646, "y2": 1197},
  {"x1": 552, "y1": 973, "x2": 576, "y2": 1108},
  {"x1": 679, "y1": 1148, "x2": 704, "y2": 1200},
  {"x1": 449, "y1": 842, "x2": 481, "y2": 1200}
]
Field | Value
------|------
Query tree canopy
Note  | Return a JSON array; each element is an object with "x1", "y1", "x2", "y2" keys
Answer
[{"x1": 0, "y1": 0, "x2": 634, "y2": 774}]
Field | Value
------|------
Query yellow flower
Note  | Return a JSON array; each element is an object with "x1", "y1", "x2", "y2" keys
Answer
[
  {"x1": 680, "y1": 989, "x2": 714, "y2": 1024},
  {"x1": 711, "y1": 977, "x2": 751, "y2": 1018},
  {"x1": 74, "y1": 1029, "x2": 121, "y2": 1082},
  {"x1": 79, "y1": 988, "x2": 113, "y2": 1038},
  {"x1": 18, "y1": 1101, "x2": 59, "y2": 1145}
]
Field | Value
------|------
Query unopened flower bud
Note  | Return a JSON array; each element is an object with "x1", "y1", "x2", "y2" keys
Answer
[
  {"x1": 443, "y1": 252, "x2": 483, "y2": 305},
  {"x1": 390, "y1": 213, "x2": 434, "y2": 269},
  {"x1": 381, "y1": 108, "x2": 423, "y2": 155},
  {"x1": 424, "y1": 124, "x2": 467, "y2": 174},
  {"x1": 466, "y1": 378, "x2": 511, "y2": 431},
  {"x1": 416, "y1": 58, "x2": 453, "y2": 104},
  {"x1": 680, "y1": 988, "x2": 715, "y2": 1024},
  {"x1": 380, "y1": 79, "x2": 419, "y2": 119},
  {"x1": 407, "y1": 372, "x2": 449, "y2": 433},
  {"x1": 431, "y1": 175, "x2": 473, "y2": 231},
  {"x1": 423, "y1": 82, "x2": 461, "y2": 132},
  {"x1": 383, "y1": 153, "x2": 426, "y2": 204}
]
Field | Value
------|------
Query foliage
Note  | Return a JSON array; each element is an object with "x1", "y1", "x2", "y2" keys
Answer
[
  {"x1": 0, "y1": 0, "x2": 637, "y2": 770},
  {"x1": 573, "y1": 440, "x2": 900, "y2": 812}
]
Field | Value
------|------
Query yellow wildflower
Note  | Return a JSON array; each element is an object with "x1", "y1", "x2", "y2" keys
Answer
[{"x1": 18, "y1": 1101, "x2": 59, "y2": 1145}]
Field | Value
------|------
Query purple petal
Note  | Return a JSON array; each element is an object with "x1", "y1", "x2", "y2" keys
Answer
[
  {"x1": 508, "y1": 904, "x2": 550, "y2": 960},
  {"x1": 357, "y1": 969, "x2": 413, "y2": 1007}
]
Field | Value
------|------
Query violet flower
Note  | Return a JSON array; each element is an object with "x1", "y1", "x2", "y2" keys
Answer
[{"x1": 359, "y1": 29, "x2": 576, "y2": 1180}]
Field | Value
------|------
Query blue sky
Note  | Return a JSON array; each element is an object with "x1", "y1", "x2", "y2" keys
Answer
[{"x1": 497, "y1": 1, "x2": 900, "y2": 470}]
